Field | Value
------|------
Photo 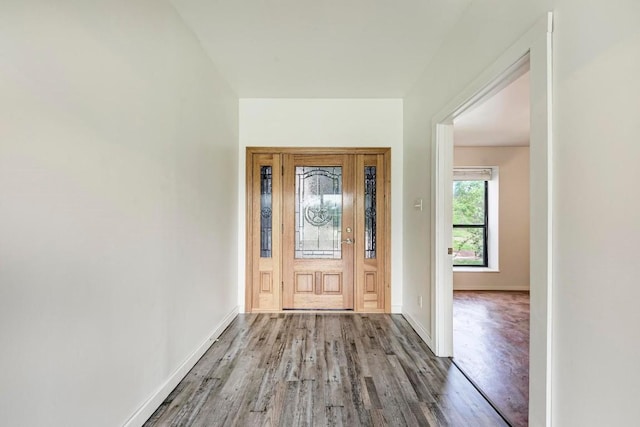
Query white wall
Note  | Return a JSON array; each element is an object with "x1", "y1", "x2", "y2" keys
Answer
[
  {"x1": 0, "y1": 2, "x2": 238, "y2": 426},
  {"x1": 239, "y1": 99, "x2": 403, "y2": 312},
  {"x1": 453, "y1": 146, "x2": 530, "y2": 290},
  {"x1": 552, "y1": 0, "x2": 640, "y2": 425},
  {"x1": 403, "y1": 0, "x2": 640, "y2": 425}
]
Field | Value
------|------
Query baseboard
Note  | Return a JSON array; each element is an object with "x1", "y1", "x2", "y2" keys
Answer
[
  {"x1": 453, "y1": 284, "x2": 530, "y2": 291},
  {"x1": 401, "y1": 310, "x2": 434, "y2": 350},
  {"x1": 391, "y1": 304, "x2": 402, "y2": 314},
  {"x1": 123, "y1": 306, "x2": 239, "y2": 427}
]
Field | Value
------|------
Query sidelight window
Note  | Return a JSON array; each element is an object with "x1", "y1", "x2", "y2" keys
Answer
[
  {"x1": 260, "y1": 166, "x2": 273, "y2": 258},
  {"x1": 364, "y1": 166, "x2": 377, "y2": 259}
]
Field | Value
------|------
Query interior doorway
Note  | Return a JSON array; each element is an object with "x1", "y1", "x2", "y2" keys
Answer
[
  {"x1": 245, "y1": 147, "x2": 391, "y2": 313},
  {"x1": 450, "y1": 65, "x2": 531, "y2": 426}
]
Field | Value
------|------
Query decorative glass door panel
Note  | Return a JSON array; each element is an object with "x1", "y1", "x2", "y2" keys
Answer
[
  {"x1": 295, "y1": 167, "x2": 343, "y2": 259},
  {"x1": 364, "y1": 166, "x2": 377, "y2": 259},
  {"x1": 260, "y1": 166, "x2": 273, "y2": 258}
]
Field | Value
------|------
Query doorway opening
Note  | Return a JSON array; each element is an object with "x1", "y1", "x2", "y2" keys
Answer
[
  {"x1": 451, "y1": 64, "x2": 531, "y2": 426},
  {"x1": 245, "y1": 147, "x2": 391, "y2": 313}
]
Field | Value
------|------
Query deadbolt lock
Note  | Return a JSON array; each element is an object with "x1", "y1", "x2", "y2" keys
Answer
[{"x1": 448, "y1": 248, "x2": 453, "y2": 255}]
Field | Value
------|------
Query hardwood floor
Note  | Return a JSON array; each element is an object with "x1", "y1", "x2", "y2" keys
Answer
[
  {"x1": 453, "y1": 291, "x2": 530, "y2": 427},
  {"x1": 145, "y1": 313, "x2": 507, "y2": 426}
]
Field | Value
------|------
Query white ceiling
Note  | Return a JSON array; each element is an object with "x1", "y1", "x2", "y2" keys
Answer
[
  {"x1": 453, "y1": 71, "x2": 530, "y2": 147},
  {"x1": 171, "y1": 0, "x2": 472, "y2": 97}
]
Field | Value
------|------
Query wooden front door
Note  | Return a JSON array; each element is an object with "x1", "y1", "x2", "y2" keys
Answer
[
  {"x1": 246, "y1": 148, "x2": 390, "y2": 313},
  {"x1": 282, "y1": 154, "x2": 354, "y2": 309}
]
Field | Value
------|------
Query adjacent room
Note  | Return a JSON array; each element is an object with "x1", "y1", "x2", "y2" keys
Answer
[{"x1": 452, "y1": 70, "x2": 531, "y2": 426}]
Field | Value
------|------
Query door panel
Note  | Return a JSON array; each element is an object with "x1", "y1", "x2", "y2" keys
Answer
[
  {"x1": 283, "y1": 154, "x2": 354, "y2": 309},
  {"x1": 355, "y1": 154, "x2": 386, "y2": 312},
  {"x1": 249, "y1": 154, "x2": 281, "y2": 311}
]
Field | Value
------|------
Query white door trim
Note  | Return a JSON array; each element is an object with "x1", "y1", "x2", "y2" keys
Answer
[
  {"x1": 431, "y1": 122, "x2": 454, "y2": 357},
  {"x1": 431, "y1": 12, "x2": 554, "y2": 426}
]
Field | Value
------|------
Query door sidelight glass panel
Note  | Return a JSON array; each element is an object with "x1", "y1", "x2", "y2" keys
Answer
[
  {"x1": 364, "y1": 166, "x2": 377, "y2": 259},
  {"x1": 260, "y1": 166, "x2": 273, "y2": 258},
  {"x1": 295, "y1": 167, "x2": 342, "y2": 259}
]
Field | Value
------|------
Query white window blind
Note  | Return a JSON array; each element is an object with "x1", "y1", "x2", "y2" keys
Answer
[{"x1": 453, "y1": 168, "x2": 492, "y2": 181}]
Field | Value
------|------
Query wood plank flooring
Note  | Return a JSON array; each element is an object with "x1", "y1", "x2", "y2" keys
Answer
[
  {"x1": 145, "y1": 314, "x2": 507, "y2": 426},
  {"x1": 453, "y1": 291, "x2": 530, "y2": 427}
]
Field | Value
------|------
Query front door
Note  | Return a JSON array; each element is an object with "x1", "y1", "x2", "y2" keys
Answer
[
  {"x1": 246, "y1": 148, "x2": 390, "y2": 313},
  {"x1": 282, "y1": 154, "x2": 354, "y2": 309}
]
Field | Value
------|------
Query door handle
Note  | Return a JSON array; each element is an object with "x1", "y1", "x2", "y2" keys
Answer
[{"x1": 341, "y1": 237, "x2": 354, "y2": 245}]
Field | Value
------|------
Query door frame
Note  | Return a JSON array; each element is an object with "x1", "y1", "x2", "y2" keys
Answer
[
  {"x1": 245, "y1": 147, "x2": 392, "y2": 313},
  {"x1": 431, "y1": 13, "x2": 554, "y2": 426}
]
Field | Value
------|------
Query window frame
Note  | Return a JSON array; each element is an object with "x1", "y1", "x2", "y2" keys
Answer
[{"x1": 452, "y1": 179, "x2": 489, "y2": 268}]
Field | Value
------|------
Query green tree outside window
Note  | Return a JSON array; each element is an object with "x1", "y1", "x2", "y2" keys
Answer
[{"x1": 453, "y1": 180, "x2": 487, "y2": 266}]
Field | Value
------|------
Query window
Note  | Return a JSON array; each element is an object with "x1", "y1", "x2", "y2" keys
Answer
[{"x1": 453, "y1": 168, "x2": 493, "y2": 267}]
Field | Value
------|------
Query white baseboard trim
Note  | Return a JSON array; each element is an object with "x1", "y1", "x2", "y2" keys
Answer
[
  {"x1": 391, "y1": 304, "x2": 402, "y2": 314},
  {"x1": 453, "y1": 285, "x2": 530, "y2": 291},
  {"x1": 238, "y1": 304, "x2": 246, "y2": 313},
  {"x1": 123, "y1": 306, "x2": 239, "y2": 427},
  {"x1": 401, "y1": 310, "x2": 434, "y2": 351}
]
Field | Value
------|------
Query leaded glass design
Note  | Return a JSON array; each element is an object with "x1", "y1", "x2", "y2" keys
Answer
[
  {"x1": 295, "y1": 167, "x2": 342, "y2": 259},
  {"x1": 364, "y1": 166, "x2": 377, "y2": 259},
  {"x1": 260, "y1": 166, "x2": 272, "y2": 258}
]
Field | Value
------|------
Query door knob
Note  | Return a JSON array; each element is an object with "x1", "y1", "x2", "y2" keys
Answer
[{"x1": 341, "y1": 237, "x2": 354, "y2": 245}]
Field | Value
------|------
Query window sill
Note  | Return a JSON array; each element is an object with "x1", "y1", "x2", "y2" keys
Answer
[{"x1": 453, "y1": 267, "x2": 500, "y2": 273}]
